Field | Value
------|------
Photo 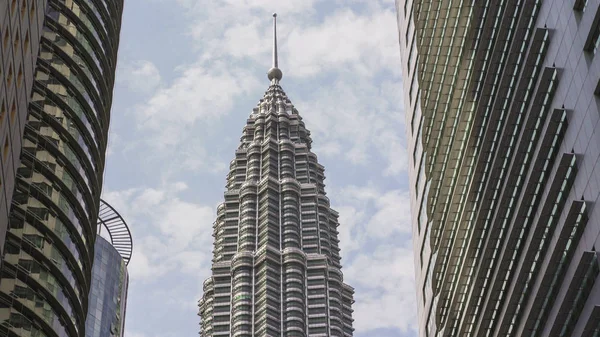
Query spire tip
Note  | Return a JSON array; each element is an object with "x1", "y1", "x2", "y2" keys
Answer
[{"x1": 267, "y1": 13, "x2": 282, "y2": 82}]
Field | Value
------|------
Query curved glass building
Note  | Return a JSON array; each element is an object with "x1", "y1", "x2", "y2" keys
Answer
[
  {"x1": 397, "y1": 1, "x2": 600, "y2": 336},
  {"x1": 86, "y1": 200, "x2": 131, "y2": 337},
  {"x1": 198, "y1": 15, "x2": 355, "y2": 337},
  {"x1": 0, "y1": 0, "x2": 47, "y2": 256},
  {"x1": 0, "y1": 1, "x2": 124, "y2": 336}
]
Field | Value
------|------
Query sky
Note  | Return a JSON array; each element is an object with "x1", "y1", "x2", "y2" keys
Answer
[{"x1": 101, "y1": 0, "x2": 417, "y2": 336}]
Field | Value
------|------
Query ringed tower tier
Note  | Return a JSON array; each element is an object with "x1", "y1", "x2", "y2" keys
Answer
[{"x1": 198, "y1": 14, "x2": 355, "y2": 337}]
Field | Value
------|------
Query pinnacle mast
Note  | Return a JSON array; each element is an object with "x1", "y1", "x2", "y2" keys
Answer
[{"x1": 267, "y1": 13, "x2": 283, "y2": 83}]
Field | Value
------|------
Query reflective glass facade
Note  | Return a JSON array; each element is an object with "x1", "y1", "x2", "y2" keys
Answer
[
  {"x1": 396, "y1": 1, "x2": 600, "y2": 337},
  {"x1": 0, "y1": 0, "x2": 123, "y2": 336},
  {"x1": 85, "y1": 237, "x2": 128, "y2": 337},
  {"x1": 0, "y1": 0, "x2": 47, "y2": 255},
  {"x1": 199, "y1": 57, "x2": 355, "y2": 336}
]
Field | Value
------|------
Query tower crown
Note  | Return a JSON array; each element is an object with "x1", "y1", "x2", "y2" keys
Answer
[{"x1": 199, "y1": 13, "x2": 355, "y2": 336}]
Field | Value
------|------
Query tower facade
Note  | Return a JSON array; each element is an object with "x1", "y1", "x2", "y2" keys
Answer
[
  {"x1": 0, "y1": 1, "x2": 124, "y2": 336},
  {"x1": 86, "y1": 200, "x2": 131, "y2": 337},
  {"x1": 397, "y1": 1, "x2": 600, "y2": 336},
  {"x1": 0, "y1": 0, "x2": 47, "y2": 255},
  {"x1": 198, "y1": 14, "x2": 355, "y2": 337}
]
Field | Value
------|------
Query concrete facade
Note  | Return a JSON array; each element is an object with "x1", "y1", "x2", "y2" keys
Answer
[{"x1": 396, "y1": 1, "x2": 600, "y2": 336}]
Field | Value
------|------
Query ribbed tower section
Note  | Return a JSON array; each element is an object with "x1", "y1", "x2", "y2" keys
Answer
[
  {"x1": 198, "y1": 82, "x2": 355, "y2": 337},
  {"x1": 397, "y1": 1, "x2": 600, "y2": 337}
]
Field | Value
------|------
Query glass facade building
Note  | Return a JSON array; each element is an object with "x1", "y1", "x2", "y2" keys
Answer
[
  {"x1": 0, "y1": 1, "x2": 124, "y2": 337},
  {"x1": 198, "y1": 14, "x2": 355, "y2": 337},
  {"x1": 396, "y1": 1, "x2": 600, "y2": 336},
  {"x1": 86, "y1": 200, "x2": 131, "y2": 337},
  {"x1": 86, "y1": 237, "x2": 128, "y2": 337},
  {"x1": 0, "y1": 0, "x2": 47, "y2": 255}
]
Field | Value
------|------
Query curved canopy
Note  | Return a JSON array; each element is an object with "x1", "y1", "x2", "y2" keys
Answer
[{"x1": 97, "y1": 199, "x2": 133, "y2": 265}]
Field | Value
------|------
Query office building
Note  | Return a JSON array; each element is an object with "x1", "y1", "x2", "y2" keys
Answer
[
  {"x1": 397, "y1": 1, "x2": 600, "y2": 336},
  {"x1": 0, "y1": 1, "x2": 124, "y2": 336},
  {"x1": 86, "y1": 199, "x2": 131, "y2": 337},
  {"x1": 198, "y1": 14, "x2": 355, "y2": 337},
  {"x1": 0, "y1": 0, "x2": 46, "y2": 255}
]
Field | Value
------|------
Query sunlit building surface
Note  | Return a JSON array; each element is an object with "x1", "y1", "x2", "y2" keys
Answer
[
  {"x1": 86, "y1": 200, "x2": 131, "y2": 337},
  {"x1": 198, "y1": 14, "x2": 355, "y2": 337},
  {"x1": 0, "y1": 0, "x2": 47, "y2": 254},
  {"x1": 0, "y1": 1, "x2": 124, "y2": 336},
  {"x1": 397, "y1": 1, "x2": 600, "y2": 336}
]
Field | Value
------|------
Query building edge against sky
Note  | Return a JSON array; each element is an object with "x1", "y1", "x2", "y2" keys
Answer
[
  {"x1": 86, "y1": 200, "x2": 132, "y2": 337},
  {"x1": 0, "y1": 1, "x2": 125, "y2": 337},
  {"x1": 397, "y1": 1, "x2": 600, "y2": 337},
  {"x1": 198, "y1": 14, "x2": 355, "y2": 337}
]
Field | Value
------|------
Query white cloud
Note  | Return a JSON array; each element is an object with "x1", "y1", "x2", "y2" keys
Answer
[
  {"x1": 106, "y1": 131, "x2": 120, "y2": 158},
  {"x1": 346, "y1": 244, "x2": 416, "y2": 333},
  {"x1": 102, "y1": 183, "x2": 216, "y2": 283},
  {"x1": 332, "y1": 184, "x2": 416, "y2": 333},
  {"x1": 124, "y1": 331, "x2": 153, "y2": 337},
  {"x1": 366, "y1": 189, "x2": 411, "y2": 237},
  {"x1": 333, "y1": 185, "x2": 411, "y2": 246},
  {"x1": 133, "y1": 62, "x2": 261, "y2": 148},
  {"x1": 336, "y1": 205, "x2": 365, "y2": 256},
  {"x1": 117, "y1": 60, "x2": 162, "y2": 94},
  {"x1": 122, "y1": 0, "x2": 407, "y2": 178},
  {"x1": 109, "y1": 1, "x2": 415, "y2": 337},
  {"x1": 299, "y1": 75, "x2": 407, "y2": 175},
  {"x1": 284, "y1": 7, "x2": 401, "y2": 79}
]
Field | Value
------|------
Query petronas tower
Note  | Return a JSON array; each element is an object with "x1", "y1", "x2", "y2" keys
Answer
[{"x1": 198, "y1": 14, "x2": 355, "y2": 337}]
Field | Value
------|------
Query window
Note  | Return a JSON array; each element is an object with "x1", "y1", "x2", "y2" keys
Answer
[
  {"x1": 13, "y1": 29, "x2": 19, "y2": 53},
  {"x1": 573, "y1": 0, "x2": 588, "y2": 11},
  {"x1": 10, "y1": 101, "x2": 16, "y2": 122},
  {"x1": 0, "y1": 100, "x2": 5, "y2": 123},
  {"x1": 413, "y1": 118, "x2": 423, "y2": 165},
  {"x1": 584, "y1": 7, "x2": 600, "y2": 53},
  {"x1": 23, "y1": 31, "x2": 29, "y2": 53},
  {"x1": 420, "y1": 217, "x2": 431, "y2": 267},
  {"x1": 588, "y1": 23, "x2": 600, "y2": 54},
  {"x1": 410, "y1": 101, "x2": 418, "y2": 135},
  {"x1": 17, "y1": 68, "x2": 22, "y2": 89},
  {"x1": 30, "y1": 0, "x2": 35, "y2": 19},
  {"x1": 408, "y1": 35, "x2": 416, "y2": 69},
  {"x1": 3, "y1": 29, "x2": 9, "y2": 50},
  {"x1": 20, "y1": 0, "x2": 26, "y2": 19},
  {"x1": 415, "y1": 154, "x2": 425, "y2": 196},
  {"x1": 417, "y1": 196, "x2": 427, "y2": 232},
  {"x1": 405, "y1": 9, "x2": 413, "y2": 47},
  {"x1": 409, "y1": 70, "x2": 417, "y2": 103},
  {"x1": 3, "y1": 137, "x2": 9, "y2": 159},
  {"x1": 6, "y1": 66, "x2": 13, "y2": 87}
]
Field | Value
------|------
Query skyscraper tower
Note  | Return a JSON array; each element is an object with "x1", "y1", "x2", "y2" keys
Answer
[
  {"x1": 0, "y1": 1, "x2": 124, "y2": 337},
  {"x1": 397, "y1": 1, "x2": 600, "y2": 337},
  {"x1": 0, "y1": 0, "x2": 47, "y2": 256},
  {"x1": 198, "y1": 14, "x2": 355, "y2": 337},
  {"x1": 86, "y1": 200, "x2": 132, "y2": 337}
]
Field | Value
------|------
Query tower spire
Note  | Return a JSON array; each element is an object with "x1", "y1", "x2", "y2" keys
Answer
[{"x1": 267, "y1": 13, "x2": 283, "y2": 83}]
